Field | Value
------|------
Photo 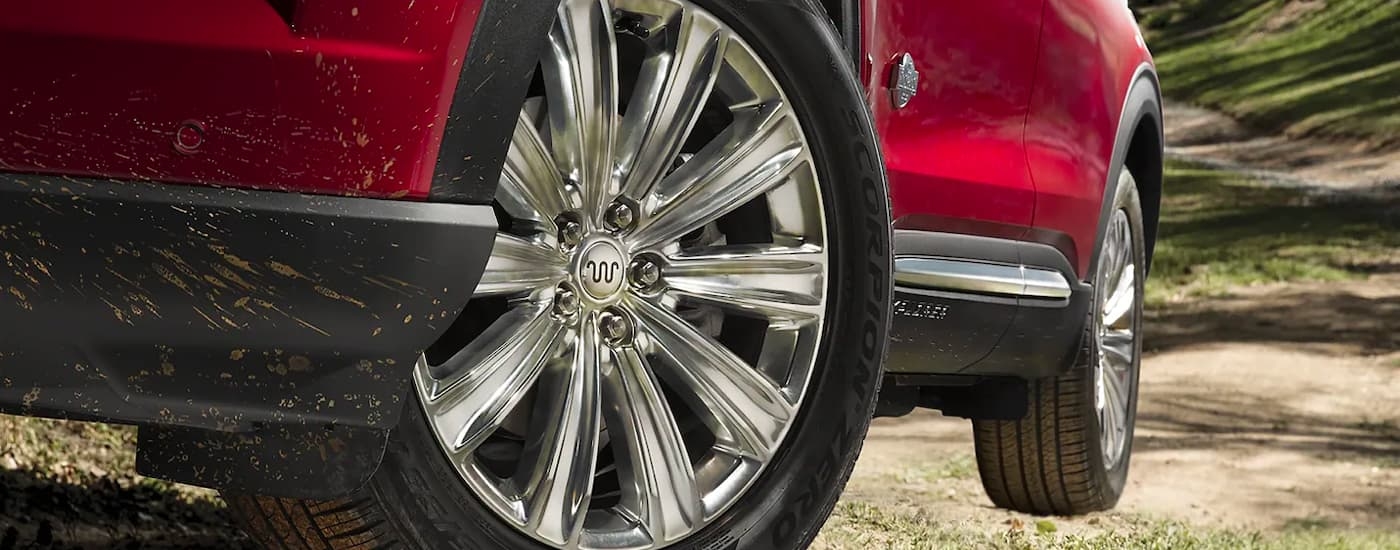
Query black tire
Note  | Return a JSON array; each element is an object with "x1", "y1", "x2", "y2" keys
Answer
[
  {"x1": 970, "y1": 168, "x2": 1146, "y2": 516},
  {"x1": 226, "y1": 0, "x2": 892, "y2": 548}
]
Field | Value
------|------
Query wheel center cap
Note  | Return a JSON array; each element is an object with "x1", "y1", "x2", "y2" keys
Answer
[{"x1": 576, "y1": 239, "x2": 626, "y2": 301}]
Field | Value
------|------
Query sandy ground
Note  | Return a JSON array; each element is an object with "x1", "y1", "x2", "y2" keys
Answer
[{"x1": 839, "y1": 274, "x2": 1400, "y2": 536}]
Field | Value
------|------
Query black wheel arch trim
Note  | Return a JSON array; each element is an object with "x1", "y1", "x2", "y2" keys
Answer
[
  {"x1": 428, "y1": 0, "x2": 562, "y2": 204},
  {"x1": 1090, "y1": 64, "x2": 1163, "y2": 279},
  {"x1": 817, "y1": 0, "x2": 863, "y2": 70}
]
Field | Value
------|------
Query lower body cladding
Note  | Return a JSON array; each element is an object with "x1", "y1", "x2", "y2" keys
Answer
[
  {"x1": 879, "y1": 230, "x2": 1092, "y2": 419},
  {"x1": 0, "y1": 174, "x2": 494, "y2": 498}
]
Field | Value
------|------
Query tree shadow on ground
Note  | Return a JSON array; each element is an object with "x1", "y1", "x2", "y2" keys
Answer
[
  {"x1": 0, "y1": 468, "x2": 249, "y2": 549},
  {"x1": 1144, "y1": 288, "x2": 1399, "y2": 356},
  {"x1": 1135, "y1": 391, "x2": 1400, "y2": 457},
  {"x1": 1150, "y1": 163, "x2": 1400, "y2": 295}
]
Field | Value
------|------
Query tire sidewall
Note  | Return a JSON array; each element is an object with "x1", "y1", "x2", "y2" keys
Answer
[
  {"x1": 367, "y1": 1, "x2": 893, "y2": 549},
  {"x1": 675, "y1": 1, "x2": 890, "y2": 547}
]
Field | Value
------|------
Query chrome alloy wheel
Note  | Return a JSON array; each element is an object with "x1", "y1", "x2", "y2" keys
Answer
[
  {"x1": 1093, "y1": 208, "x2": 1138, "y2": 471},
  {"x1": 411, "y1": 0, "x2": 829, "y2": 548}
]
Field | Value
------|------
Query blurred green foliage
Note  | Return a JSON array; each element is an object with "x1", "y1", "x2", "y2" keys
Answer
[{"x1": 1138, "y1": 0, "x2": 1400, "y2": 147}]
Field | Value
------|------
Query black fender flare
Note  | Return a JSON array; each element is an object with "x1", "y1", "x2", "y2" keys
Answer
[
  {"x1": 429, "y1": 0, "x2": 562, "y2": 203},
  {"x1": 1088, "y1": 64, "x2": 1163, "y2": 280}
]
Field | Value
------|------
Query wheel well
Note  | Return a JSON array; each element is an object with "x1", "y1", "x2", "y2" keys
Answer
[
  {"x1": 1123, "y1": 115, "x2": 1163, "y2": 271},
  {"x1": 819, "y1": 0, "x2": 844, "y2": 20},
  {"x1": 818, "y1": 0, "x2": 860, "y2": 69}
]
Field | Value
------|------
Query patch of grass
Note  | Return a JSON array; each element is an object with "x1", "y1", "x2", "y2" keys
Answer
[
  {"x1": 1146, "y1": 159, "x2": 1400, "y2": 305},
  {"x1": 1139, "y1": 0, "x2": 1400, "y2": 147},
  {"x1": 814, "y1": 502, "x2": 1400, "y2": 549},
  {"x1": 1281, "y1": 516, "x2": 1336, "y2": 531},
  {"x1": 0, "y1": 414, "x2": 224, "y2": 506},
  {"x1": 892, "y1": 454, "x2": 977, "y2": 485}
]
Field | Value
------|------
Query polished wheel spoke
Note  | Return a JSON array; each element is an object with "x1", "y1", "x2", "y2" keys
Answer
[
  {"x1": 419, "y1": 303, "x2": 563, "y2": 452},
  {"x1": 1095, "y1": 209, "x2": 1138, "y2": 470},
  {"x1": 544, "y1": 0, "x2": 618, "y2": 216},
  {"x1": 523, "y1": 318, "x2": 603, "y2": 546},
  {"x1": 664, "y1": 245, "x2": 824, "y2": 321},
  {"x1": 499, "y1": 112, "x2": 572, "y2": 226},
  {"x1": 617, "y1": 10, "x2": 727, "y2": 200},
  {"x1": 1101, "y1": 267, "x2": 1136, "y2": 328},
  {"x1": 476, "y1": 233, "x2": 567, "y2": 297},
  {"x1": 631, "y1": 103, "x2": 805, "y2": 249},
  {"x1": 1100, "y1": 381, "x2": 1122, "y2": 449},
  {"x1": 630, "y1": 298, "x2": 793, "y2": 460},
  {"x1": 602, "y1": 345, "x2": 701, "y2": 544},
  {"x1": 1101, "y1": 328, "x2": 1134, "y2": 371}
]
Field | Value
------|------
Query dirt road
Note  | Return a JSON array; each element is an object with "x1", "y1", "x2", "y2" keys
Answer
[{"x1": 818, "y1": 273, "x2": 1400, "y2": 546}]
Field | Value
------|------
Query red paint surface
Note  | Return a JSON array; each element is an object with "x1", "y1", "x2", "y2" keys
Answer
[
  {"x1": 0, "y1": 0, "x2": 482, "y2": 199},
  {"x1": 1025, "y1": 0, "x2": 1155, "y2": 276},
  {"x1": 863, "y1": 0, "x2": 1046, "y2": 234},
  {"x1": 866, "y1": 0, "x2": 1154, "y2": 277}
]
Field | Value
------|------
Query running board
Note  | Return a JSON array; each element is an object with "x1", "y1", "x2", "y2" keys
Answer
[{"x1": 894, "y1": 257, "x2": 1072, "y2": 299}]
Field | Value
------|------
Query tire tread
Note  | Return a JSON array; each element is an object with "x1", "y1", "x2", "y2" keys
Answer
[
  {"x1": 226, "y1": 495, "x2": 396, "y2": 550},
  {"x1": 972, "y1": 358, "x2": 1111, "y2": 516}
]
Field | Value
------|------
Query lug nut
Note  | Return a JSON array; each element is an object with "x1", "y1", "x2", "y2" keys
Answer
[
  {"x1": 604, "y1": 202, "x2": 636, "y2": 232},
  {"x1": 630, "y1": 258, "x2": 661, "y2": 289},
  {"x1": 598, "y1": 310, "x2": 633, "y2": 345},
  {"x1": 554, "y1": 285, "x2": 580, "y2": 316},
  {"x1": 558, "y1": 219, "x2": 584, "y2": 249}
]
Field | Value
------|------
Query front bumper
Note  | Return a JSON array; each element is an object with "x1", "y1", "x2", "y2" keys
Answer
[{"x1": 0, "y1": 173, "x2": 495, "y2": 495}]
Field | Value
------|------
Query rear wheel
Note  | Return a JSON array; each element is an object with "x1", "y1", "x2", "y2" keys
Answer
[
  {"x1": 227, "y1": 0, "x2": 891, "y2": 548},
  {"x1": 970, "y1": 169, "x2": 1146, "y2": 515}
]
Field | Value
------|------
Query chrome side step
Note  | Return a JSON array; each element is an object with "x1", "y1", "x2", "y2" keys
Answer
[{"x1": 894, "y1": 257, "x2": 1072, "y2": 299}]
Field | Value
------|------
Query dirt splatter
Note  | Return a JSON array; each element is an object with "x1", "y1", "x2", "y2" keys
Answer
[
  {"x1": 314, "y1": 285, "x2": 366, "y2": 308},
  {"x1": 208, "y1": 245, "x2": 258, "y2": 274},
  {"x1": 266, "y1": 261, "x2": 309, "y2": 280}
]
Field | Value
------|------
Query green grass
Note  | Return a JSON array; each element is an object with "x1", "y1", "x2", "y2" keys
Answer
[
  {"x1": 1139, "y1": 0, "x2": 1400, "y2": 146},
  {"x1": 0, "y1": 414, "x2": 220, "y2": 505},
  {"x1": 815, "y1": 502, "x2": 1400, "y2": 550},
  {"x1": 1146, "y1": 159, "x2": 1400, "y2": 305},
  {"x1": 890, "y1": 454, "x2": 977, "y2": 485}
]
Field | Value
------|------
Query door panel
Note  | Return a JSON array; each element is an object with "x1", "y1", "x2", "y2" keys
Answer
[
  {"x1": 864, "y1": 0, "x2": 1046, "y2": 232},
  {"x1": 0, "y1": 0, "x2": 481, "y2": 199},
  {"x1": 1025, "y1": 0, "x2": 1151, "y2": 276}
]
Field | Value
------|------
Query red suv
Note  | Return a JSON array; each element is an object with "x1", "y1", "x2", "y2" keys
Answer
[{"x1": 0, "y1": 1, "x2": 1158, "y2": 548}]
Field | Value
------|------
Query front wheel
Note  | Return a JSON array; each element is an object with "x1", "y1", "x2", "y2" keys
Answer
[
  {"x1": 971, "y1": 168, "x2": 1146, "y2": 515},
  {"x1": 227, "y1": 0, "x2": 891, "y2": 548}
]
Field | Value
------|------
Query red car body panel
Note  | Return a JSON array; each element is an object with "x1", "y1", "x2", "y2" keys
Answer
[
  {"x1": 863, "y1": 0, "x2": 1044, "y2": 232},
  {"x1": 864, "y1": 0, "x2": 1154, "y2": 278},
  {"x1": 0, "y1": 0, "x2": 481, "y2": 199},
  {"x1": 1026, "y1": 0, "x2": 1155, "y2": 276}
]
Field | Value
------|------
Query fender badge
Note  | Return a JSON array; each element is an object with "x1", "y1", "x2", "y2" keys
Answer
[{"x1": 891, "y1": 53, "x2": 919, "y2": 109}]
